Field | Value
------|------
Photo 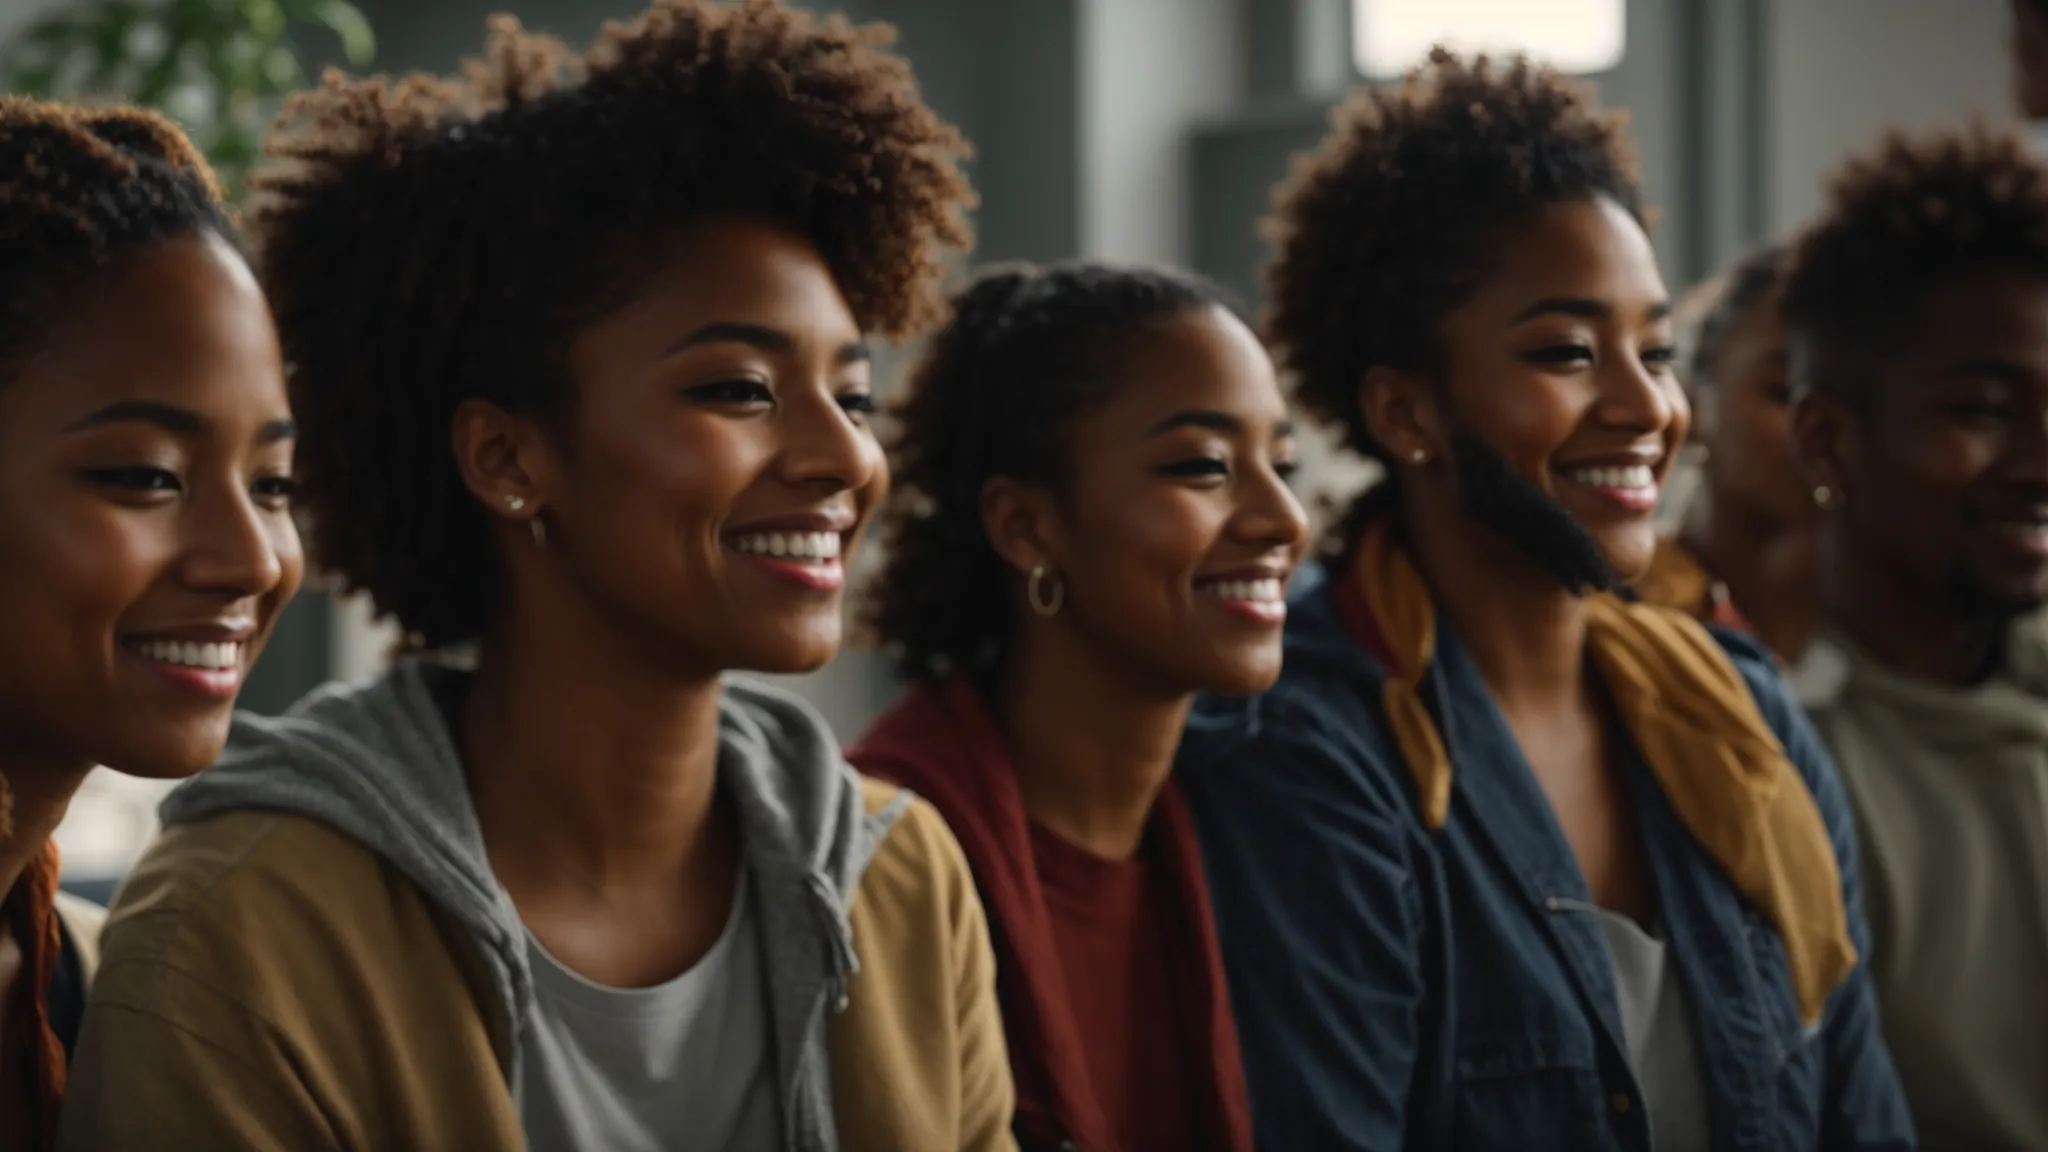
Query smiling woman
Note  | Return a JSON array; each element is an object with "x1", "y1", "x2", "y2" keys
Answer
[
  {"x1": 1173, "y1": 49, "x2": 1916, "y2": 1150},
  {"x1": 0, "y1": 96, "x2": 301, "y2": 1152},
  {"x1": 851, "y1": 261, "x2": 1306, "y2": 1152},
  {"x1": 55, "y1": 3, "x2": 998, "y2": 1152}
]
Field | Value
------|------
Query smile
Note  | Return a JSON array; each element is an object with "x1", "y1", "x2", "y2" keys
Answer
[
  {"x1": 1557, "y1": 462, "x2": 1661, "y2": 512},
  {"x1": 122, "y1": 637, "x2": 247, "y2": 699},
  {"x1": 1194, "y1": 575, "x2": 1288, "y2": 625},
  {"x1": 727, "y1": 530, "x2": 847, "y2": 592}
]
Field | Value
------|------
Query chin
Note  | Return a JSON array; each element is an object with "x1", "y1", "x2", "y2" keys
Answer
[
  {"x1": 90, "y1": 721, "x2": 232, "y2": 781},
  {"x1": 1191, "y1": 651, "x2": 1285, "y2": 698},
  {"x1": 730, "y1": 633, "x2": 843, "y2": 676}
]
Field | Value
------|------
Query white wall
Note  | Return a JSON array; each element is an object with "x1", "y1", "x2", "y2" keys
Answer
[
  {"x1": 1767, "y1": 0, "x2": 2015, "y2": 235},
  {"x1": 1080, "y1": 0, "x2": 1244, "y2": 264}
]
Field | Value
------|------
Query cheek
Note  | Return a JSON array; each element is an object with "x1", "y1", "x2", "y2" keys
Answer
[
  {"x1": 1075, "y1": 491, "x2": 1221, "y2": 607},
  {"x1": 584, "y1": 419, "x2": 767, "y2": 551},
  {"x1": 0, "y1": 498, "x2": 172, "y2": 648},
  {"x1": 1457, "y1": 368, "x2": 1580, "y2": 474}
]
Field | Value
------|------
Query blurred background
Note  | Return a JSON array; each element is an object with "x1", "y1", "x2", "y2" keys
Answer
[{"x1": 13, "y1": 0, "x2": 2023, "y2": 893}]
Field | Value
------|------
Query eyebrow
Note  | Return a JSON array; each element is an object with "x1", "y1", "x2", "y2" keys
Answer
[
  {"x1": 1938, "y1": 358, "x2": 2041, "y2": 385},
  {"x1": 664, "y1": 321, "x2": 871, "y2": 366},
  {"x1": 65, "y1": 400, "x2": 294, "y2": 445},
  {"x1": 1506, "y1": 296, "x2": 1674, "y2": 326},
  {"x1": 1144, "y1": 409, "x2": 1296, "y2": 438}
]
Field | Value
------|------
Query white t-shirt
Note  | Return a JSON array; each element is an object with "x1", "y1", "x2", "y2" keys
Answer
[{"x1": 517, "y1": 867, "x2": 780, "y2": 1152}]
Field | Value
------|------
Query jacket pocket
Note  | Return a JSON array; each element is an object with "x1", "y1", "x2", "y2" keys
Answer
[{"x1": 1453, "y1": 1019, "x2": 1617, "y2": 1151}]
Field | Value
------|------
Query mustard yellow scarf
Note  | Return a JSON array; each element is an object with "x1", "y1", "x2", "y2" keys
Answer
[{"x1": 1358, "y1": 525, "x2": 1856, "y2": 1025}]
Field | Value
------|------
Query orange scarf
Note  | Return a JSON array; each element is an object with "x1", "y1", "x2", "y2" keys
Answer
[
  {"x1": 4, "y1": 841, "x2": 66, "y2": 1152},
  {"x1": 1357, "y1": 523, "x2": 1855, "y2": 1025}
]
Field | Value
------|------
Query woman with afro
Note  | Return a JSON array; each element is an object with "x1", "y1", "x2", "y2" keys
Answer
[
  {"x1": 848, "y1": 261, "x2": 1306, "y2": 1152},
  {"x1": 0, "y1": 97, "x2": 303, "y2": 1152},
  {"x1": 1173, "y1": 50, "x2": 1914, "y2": 1149},
  {"x1": 59, "y1": 3, "x2": 1004, "y2": 1150}
]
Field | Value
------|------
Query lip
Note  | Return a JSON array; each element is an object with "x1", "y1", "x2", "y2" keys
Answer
[
  {"x1": 1193, "y1": 564, "x2": 1291, "y2": 627},
  {"x1": 724, "y1": 511, "x2": 855, "y2": 594},
  {"x1": 1978, "y1": 519, "x2": 2048, "y2": 560},
  {"x1": 120, "y1": 623, "x2": 255, "y2": 701},
  {"x1": 1553, "y1": 448, "x2": 1667, "y2": 515}
]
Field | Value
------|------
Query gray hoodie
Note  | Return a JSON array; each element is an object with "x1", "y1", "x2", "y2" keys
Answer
[{"x1": 158, "y1": 654, "x2": 909, "y2": 1152}]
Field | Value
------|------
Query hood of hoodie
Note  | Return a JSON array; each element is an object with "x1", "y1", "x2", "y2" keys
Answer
[{"x1": 158, "y1": 654, "x2": 908, "y2": 1138}]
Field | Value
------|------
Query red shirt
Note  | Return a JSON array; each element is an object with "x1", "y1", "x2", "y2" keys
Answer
[{"x1": 1030, "y1": 820, "x2": 1199, "y2": 1152}]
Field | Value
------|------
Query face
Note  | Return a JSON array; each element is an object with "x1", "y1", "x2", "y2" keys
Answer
[
  {"x1": 1386, "y1": 196, "x2": 1686, "y2": 587},
  {"x1": 1700, "y1": 291, "x2": 1807, "y2": 526},
  {"x1": 516, "y1": 217, "x2": 885, "y2": 677},
  {"x1": 1016, "y1": 307, "x2": 1309, "y2": 696},
  {"x1": 1796, "y1": 270, "x2": 2048, "y2": 619},
  {"x1": 0, "y1": 234, "x2": 302, "y2": 780}
]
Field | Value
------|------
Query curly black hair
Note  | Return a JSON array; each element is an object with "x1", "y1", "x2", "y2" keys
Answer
[
  {"x1": 253, "y1": 0, "x2": 976, "y2": 650},
  {"x1": 0, "y1": 96, "x2": 232, "y2": 383},
  {"x1": 1783, "y1": 123, "x2": 2048, "y2": 406},
  {"x1": 1689, "y1": 242, "x2": 1786, "y2": 390},
  {"x1": 1263, "y1": 48, "x2": 1643, "y2": 464},
  {"x1": 862, "y1": 260, "x2": 1238, "y2": 682}
]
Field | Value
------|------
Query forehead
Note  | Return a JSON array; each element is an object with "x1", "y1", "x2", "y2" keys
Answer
[
  {"x1": 0, "y1": 234, "x2": 284, "y2": 433},
  {"x1": 1074, "y1": 308, "x2": 1287, "y2": 438},
  {"x1": 1456, "y1": 196, "x2": 1668, "y2": 320},
  {"x1": 580, "y1": 217, "x2": 859, "y2": 355},
  {"x1": 1876, "y1": 270, "x2": 2048, "y2": 398}
]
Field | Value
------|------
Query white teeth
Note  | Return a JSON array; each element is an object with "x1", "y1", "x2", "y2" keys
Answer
[
  {"x1": 1197, "y1": 577, "x2": 1284, "y2": 602},
  {"x1": 733, "y1": 531, "x2": 842, "y2": 562},
  {"x1": 1567, "y1": 464, "x2": 1656, "y2": 490},
  {"x1": 135, "y1": 639, "x2": 241, "y2": 670}
]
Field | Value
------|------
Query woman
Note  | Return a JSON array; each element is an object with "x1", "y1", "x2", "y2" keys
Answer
[
  {"x1": 1175, "y1": 50, "x2": 1914, "y2": 1150},
  {"x1": 0, "y1": 97, "x2": 302, "y2": 1149},
  {"x1": 1639, "y1": 244, "x2": 1826, "y2": 673},
  {"x1": 59, "y1": 4, "x2": 1004, "y2": 1151},
  {"x1": 849, "y1": 262, "x2": 1306, "y2": 1151}
]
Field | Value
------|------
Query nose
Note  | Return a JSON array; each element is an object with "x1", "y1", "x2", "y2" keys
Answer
[
  {"x1": 178, "y1": 482, "x2": 291, "y2": 599},
  {"x1": 1595, "y1": 347, "x2": 1689, "y2": 442},
  {"x1": 1229, "y1": 457, "x2": 1311, "y2": 556},
  {"x1": 779, "y1": 386, "x2": 884, "y2": 495}
]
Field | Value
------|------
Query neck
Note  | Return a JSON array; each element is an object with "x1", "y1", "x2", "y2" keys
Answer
[
  {"x1": 1822, "y1": 525, "x2": 2006, "y2": 688},
  {"x1": 0, "y1": 759, "x2": 87, "y2": 914},
  {"x1": 1401, "y1": 493, "x2": 1588, "y2": 708},
  {"x1": 463, "y1": 596, "x2": 730, "y2": 896},
  {"x1": 1686, "y1": 494, "x2": 1819, "y2": 662},
  {"x1": 996, "y1": 625, "x2": 1188, "y2": 861}
]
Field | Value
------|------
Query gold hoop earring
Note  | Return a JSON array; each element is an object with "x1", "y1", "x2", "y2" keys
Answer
[{"x1": 1027, "y1": 564, "x2": 1064, "y2": 618}]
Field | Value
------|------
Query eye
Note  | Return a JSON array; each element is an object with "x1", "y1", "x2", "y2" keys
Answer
[
  {"x1": 252, "y1": 474, "x2": 297, "y2": 507},
  {"x1": 1158, "y1": 457, "x2": 1229, "y2": 481},
  {"x1": 838, "y1": 392, "x2": 878, "y2": 419},
  {"x1": 1522, "y1": 344, "x2": 1595, "y2": 367},
  {"x1": 1275, "y1": 459, "x2": 1302, "y2": 482},
  {"x1": 81, "y1": 466, "x2": 181, "y2": 494},
  {"x1": 1642, "y1": 345, "x2": 1679, "y2": 369},
  {"x1": 684, "y1": 378, "x2": 774, "y2": 407},
  {"x1": 1763, "y1": 381, "x2": 1794, "y2": 405},
  {"x1": 1946, "y1": 399, "x2": 2011, "y2": 426}
]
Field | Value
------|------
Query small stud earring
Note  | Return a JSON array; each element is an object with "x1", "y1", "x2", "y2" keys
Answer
[
  {"x1": 1813, "y1": 484, "x2": 1836, "y2": 510},
  {"x1": 504, "y1": 494, "x2": 525, "y2": 512},
  {"x1": 1410, "y1": 448, "x2": 1428, "y2": 465}
]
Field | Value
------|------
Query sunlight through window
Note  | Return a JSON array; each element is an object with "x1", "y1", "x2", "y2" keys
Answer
[{"x1": 1353, "y1": 0, "x2": 1627, "y2": 77}]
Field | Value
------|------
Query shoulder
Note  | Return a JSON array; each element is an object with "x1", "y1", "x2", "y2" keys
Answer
[
  {"x1": 1707, "y1": 625, "x2": 1858, "y2": 835},
  {"x1": 855, "y1": 779, "x2": 973, "y2": 909},
  {"x1": 92, "y1": 811, "x2": 439, "y2": 1027}
]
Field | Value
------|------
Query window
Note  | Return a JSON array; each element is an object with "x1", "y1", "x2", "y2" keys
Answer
[{"x1": 1352, "y1": 0, "x2": 1626, "y2": 78}]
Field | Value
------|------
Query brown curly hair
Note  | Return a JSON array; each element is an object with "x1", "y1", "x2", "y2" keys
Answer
[
  {"x1": 0, "y1": 96, "x2": 231, "y2": 383},
  {"x1": 253, "y1": 0, "x2": 976, "y2": 649},
  {"x1": 1262, "y1": 48, "x2": 1643, "y2": 467},
  {"x1": 862, "y1": 261, "x2": 1238, "y2": 681},
  {"x1": 1783, "y1": 123, "x2": 2048, "y2": 405}
]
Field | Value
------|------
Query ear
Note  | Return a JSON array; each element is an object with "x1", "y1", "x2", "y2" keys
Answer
[
  {"x1": 451, "y1": 398, "x2": 558, "y2": 522},
  {"x1": 1358, "y1": 365, "x2": 1443, "y2": 465},
  {"x1": 1790, "y1": 386, "x2": 1856, "y2": 500},
  {"x1": 979, "y1": 475, "x2": 1068, "y2": 577}
]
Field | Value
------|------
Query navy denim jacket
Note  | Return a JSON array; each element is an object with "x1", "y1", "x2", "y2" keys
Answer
[{"x1": 1178, "y1": 562, "x2": 1916, "y2": 1151}]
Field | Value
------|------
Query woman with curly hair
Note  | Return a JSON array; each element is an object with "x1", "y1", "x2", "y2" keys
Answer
[
  {"x1": 0, "y1": 96, "x2": 301, "y2": 1151},
  {"x1": 1787, "y1": 124, "x2": 2048, "y2": 1150},
  {"x1": 58, "y1": 3, "x2": 1000, "y2": 1150},
  {"x1": 1173, "y1": 49, "x2": 1914, "y2": 1149},
  {"x1": 848, "y1": 261, "x2": 1305, "y2": 1152}
]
